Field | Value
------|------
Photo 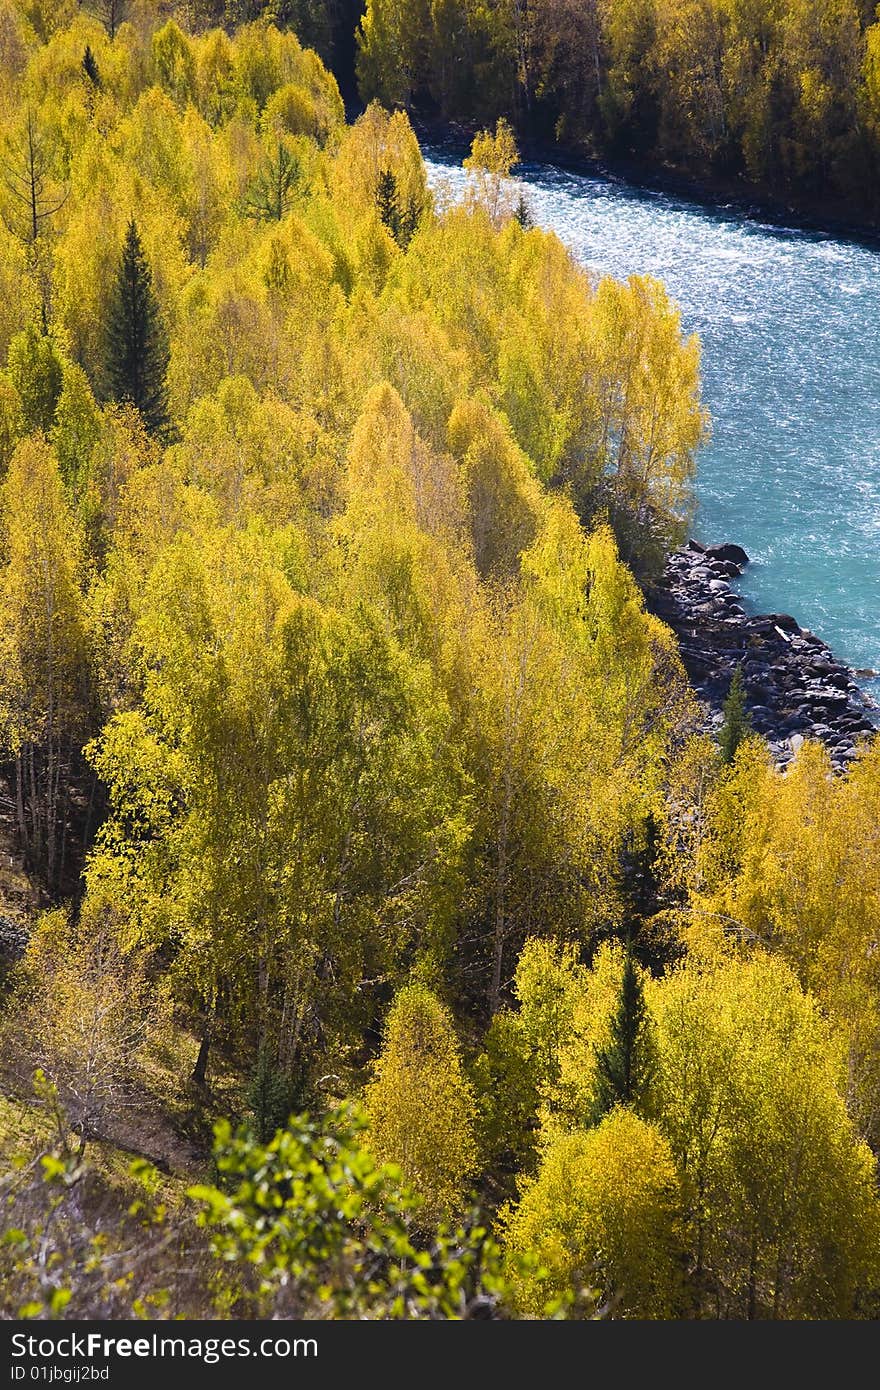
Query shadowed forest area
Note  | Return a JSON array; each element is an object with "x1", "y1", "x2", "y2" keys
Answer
[{"x1": 355, "y1": 0, "x2": 880, "y2": 222}]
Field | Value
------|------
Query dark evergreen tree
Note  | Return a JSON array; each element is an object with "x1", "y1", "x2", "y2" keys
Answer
[
  {"x1": 247, "y1": 1050, "x2": 295, "y2": 1144},
  {"x1": 719, "y1": 665, "x2": 752, "y2": 765},
  {"x1": 591, "y1": 943, "x2": 653, "y2": 1122},
  {"x1": 82, "y1": 47, "x2": 100, "y2": 87},
  {"x1": 376, "y1": 168, "x2": 420, "y2": 248},
  {"x1": 513, "y1": 193, "x2": 533, "y2": 229},
  {"x1": 619, "y1": 812, "x2": 661, "y2": 926},
  {"x1": 376, "y1": 168, "x2": 398, "y2": 234},
  {"x1": 616, "y1": 812, "x2": 677, "y2": 971},
  {"x1": 104, "y1": 219, "x2": 170, "y2": 437}
]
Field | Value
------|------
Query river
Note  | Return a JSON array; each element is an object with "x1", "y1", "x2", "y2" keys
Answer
[{"x1": 423, "y1": 151, "x2": 880, "y2": 681}]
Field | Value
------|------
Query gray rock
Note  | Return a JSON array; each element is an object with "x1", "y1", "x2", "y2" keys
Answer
[
  {"x1": 705, "y1": 543, "x2": 750, "y2": 567},
  {"x1": 648, "y1": 541, "x2": 878, "y2": 775},
  {"x1": 767, "y1": 612, "x2": 801, "y2": 634}
]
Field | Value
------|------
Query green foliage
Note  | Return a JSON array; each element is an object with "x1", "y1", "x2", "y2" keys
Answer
[
  {"x1": 0, "y1": 372, "x2": 23, "y2": 470},
  {"x1": 7, "y1": 324, "x2": 63, "y2": 435},
  {"x1": 591, "y1": 942, "x2": 654, "y2": 1122},
  {"x1": 191, "y1": 1105, "x2": 511, "y2": 1318},
  {"x1": 376, "y1": 168, "x2": 420, "y2": 248},
  {"x1": 718, "y1": 665, "x2": 752, "y2": 765},
  {"x1": 0, "y1": 434, "x2": 93, "y2": 888},
  {"x1": 510, "y1": 932, "x2": 880, "y2": 1319},
  {"x1": 52, "y1": 360, "x2": 102, "y2": 498},
  {"x1": 242, "y1": 140, "x2": 300, "y2": 222},
  {"x1": 650, "y1": 951, "x2": 880, "y2": 1318},
  {"x1": 690, "y1": 737, "x2": 880, "y2": 1155},
  {"x1": 471, "y1": 1009, "x2": 542, "y2": 1187},
  {"x1": 2, "y1": 7, "x2": 877, "y2": 1326},
  {"x1": 104, "y1": 220, "x2": 170, "y2": 438},
  {"x1": 355, "y1": 0, "x2": 880, "y2": 214},
  {"x1": 152, "y1": 21, "x2": 197, "y2": 108},
  {"x1": 246, "y1": 1050, "x2": 298, "y2": 1143},
  {"x1": 513, "y1": 193, "x2": 533, "y2": 229},
  {"x1": 502, "y1": 1108, "x2": 683, "y2": 1318}
]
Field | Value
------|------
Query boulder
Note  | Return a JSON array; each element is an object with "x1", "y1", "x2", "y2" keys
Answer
[
  {"x1": 767, "y1": 612, "x2": 801, "y2": 633},
  {"x1": 810, "y1": 689, "x2": 848, "y2": 708},
  {"x1": 746, "y1": 686, "x2": 774, "y2": 706},
  {"x1": 704, "y1": 543, "x2": 750, "y2": 567}
]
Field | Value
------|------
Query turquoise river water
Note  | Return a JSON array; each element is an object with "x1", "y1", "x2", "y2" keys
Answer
[{"x1": 424, "y1": 152, "x2": 880, "y2": 679}]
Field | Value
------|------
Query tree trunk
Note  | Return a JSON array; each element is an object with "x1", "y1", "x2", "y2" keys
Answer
[
  {"x1": 15, "y1": 751, "x2": 29, "y2": 858},
  {"x1": 490, "y1": 815, "x2": 508, "y2": 1015},
  {"x1": 191, "y1": 1026, "x2": 211, "y2": 1087},
  {"x1": 28, "y1": 746, "x2": 41, "y2": 869},
  {"x1": 57, "y1": 763, "x2": 70, "y2": 894},
  {"x1": 46, "y1": 738, "x2": 57, "y2": 891}
]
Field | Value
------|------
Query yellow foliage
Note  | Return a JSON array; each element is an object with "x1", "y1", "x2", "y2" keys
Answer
[
  {"x1": 365, "y1": 983, "x2": 478, "y2": 1224},
  {"x1": 691, "y1": 736, "x2": 880, "y2": 1147},
  {"x1": 650, "y1": 950, "x2": 880, "y2": 1317},
  {"x1": 502, "y1": 1108, "x2": 683, "y2": 1318},
  {"x1": 463, "y1": 117, "x2": 520, "y2": 226}
]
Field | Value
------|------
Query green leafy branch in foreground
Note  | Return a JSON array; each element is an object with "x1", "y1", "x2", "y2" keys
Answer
[
  {"x1": 2, "y1": 1075, "x2": 577, "y2": 1320},
  {"x1": 190, "y1": 1104, "x2": 572, "y2": 1319}
]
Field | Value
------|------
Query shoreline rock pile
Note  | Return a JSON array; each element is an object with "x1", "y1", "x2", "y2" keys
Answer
[{"x1": 649, "y1": 540, "x2": 878, "y2": 772}]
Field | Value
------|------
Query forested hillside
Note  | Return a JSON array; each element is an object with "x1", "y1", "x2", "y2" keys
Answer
[
  {"x1": 357, "y1": 0, "x2": 880, "y2": 216},
  {"x1": 0, "y1": 5, "x2": 878, "y2": 1322}
]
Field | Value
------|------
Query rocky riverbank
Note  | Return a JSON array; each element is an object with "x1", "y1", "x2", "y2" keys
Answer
[{"x1": 649, "y1": 541, "x2": 878, "y2": 772}]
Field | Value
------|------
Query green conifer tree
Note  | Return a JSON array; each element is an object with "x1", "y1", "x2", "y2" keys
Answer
[
  {"x1": 513, "y1": 193, "x2": 533, "y2": 229},
  {"x1": 247, "y1": 1050, "x2": 296, "y2": 1144},
  {"x1": 104, "y1": 219, "x2": 170, "y2": 437},
  {"x1": 375, "y1": 168, "x2": 419, "y2": 248},
  {"x1": 243, "y1": 143, "x2": 300, "y2": 223},
  {"x1": 591, "y1": 944, "x2": 653, "y2": 1122},
  {"x1": 82, "y1": 47, "x2": 100, "y2": 87},
  {"x1": 719, "y1": 665, "x2": 751, "y2": 765},
  {"x1": 376, "y1": 168, "x2": 398, "y2": 233}
]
